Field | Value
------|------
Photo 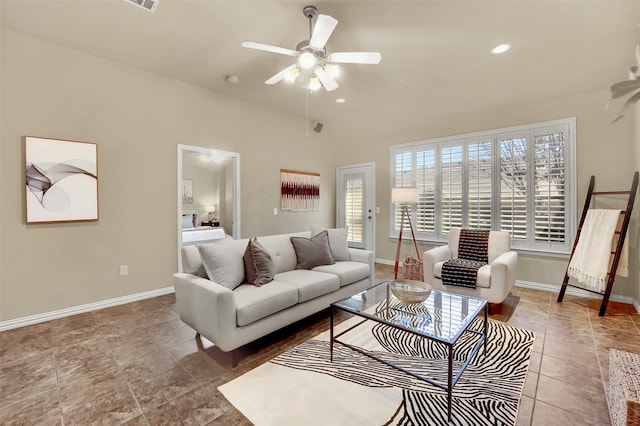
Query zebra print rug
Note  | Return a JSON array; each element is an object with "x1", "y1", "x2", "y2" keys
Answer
[{"x1": 219, "y1": 316, "x2": 535, "y2": 426}]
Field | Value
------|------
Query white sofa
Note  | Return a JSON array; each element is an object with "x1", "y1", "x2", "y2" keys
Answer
[
  {"x1": 423, "y1": 229, "x2": 517, "y2": 304},
  {"x1": 173, "y1": 231, "x2": 374, "y2": 365}
]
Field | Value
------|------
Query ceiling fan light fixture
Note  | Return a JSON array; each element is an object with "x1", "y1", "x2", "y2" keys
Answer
[
  {"x1": 309, "y1": 75, "x2": 322, "y2": 91},
  {"x1": 285, "y1": 66, "x2": 300, "y2": 83},
  {"x1": 299, "y1": 51, "x2": 316, "y2": 70},
  {"x1": 324, "y1": 63, "x2": 340, "y2": 78}
]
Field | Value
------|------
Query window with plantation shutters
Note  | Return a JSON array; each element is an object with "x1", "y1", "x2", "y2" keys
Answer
[
  {"x1": 416, "y1": 149, "x2": 436, "y2": 234},
  {"x1": 467, "y1": 140, "x2": 492, "y2": 231},
  {"x1": 499, "y1": 133, "x2": 528, "y2": 241},
  {"x1": 345, "y1": 177, "x2": 363, "y2": 244},
  {"x1": 441, "y1": 145, "x2": 463, "y2": 233},
  {"x1": 533, "y1": 128, "x2": 566, "y2": 245},
  {"x1": 390, "y1": 118, "x2": 576, "y2": 254}
]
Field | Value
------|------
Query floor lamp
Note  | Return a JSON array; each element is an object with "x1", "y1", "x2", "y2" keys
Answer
[{"x1": 392, "y1": 188, "x2": 420, "y2": 279}]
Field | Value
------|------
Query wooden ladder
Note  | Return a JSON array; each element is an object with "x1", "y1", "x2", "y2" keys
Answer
[{"x1": 557, "y1": 172, "x2": 639, "y2": 316}]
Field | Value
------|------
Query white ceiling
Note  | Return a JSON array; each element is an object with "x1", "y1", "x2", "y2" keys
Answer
[{"x1": 2, "y1": 0, "x2": 639, "y2": 137}]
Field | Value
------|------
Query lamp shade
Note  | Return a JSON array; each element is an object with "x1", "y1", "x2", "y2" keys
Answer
[
  {"x1": 206, "y1": 205, "x2": 216, "y2": 213},
  {"x1": 391, "y1": 188, "x2": 419, "y2": 204}
]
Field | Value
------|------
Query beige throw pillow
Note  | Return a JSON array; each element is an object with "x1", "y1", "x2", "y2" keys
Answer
[
  {"x1": 243, "y1": 238, "x2": 275, "y2": 286},
  {"x1": 311, "y1": 226, "x2": 351, "y2": 261},
  {"x1": 197, "y1": 238, "x2": 244, "y2": 290},
  {"x1": 290, "y1": 230, "x2": 335, "y2": 270}
]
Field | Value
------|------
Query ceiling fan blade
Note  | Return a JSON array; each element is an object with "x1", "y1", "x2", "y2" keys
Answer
[
  {"x1": 315, "y1": 67, "x2": 339, "y2": 92},
  {"x1": 328, "y1": 52, "x2": 382, "y2": 64},
  {"x1": 265, "y1": 64, "x2": 297, "y2": 85},
  {"x1": 309, "y1": 14, "x2": 338, "y2": 50},
  {"x1": 241, "y1": 41, "x2": 298, "y2": 57}
]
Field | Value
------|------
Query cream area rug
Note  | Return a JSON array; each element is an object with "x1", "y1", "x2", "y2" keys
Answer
[{"x1": 219, "y1": 315, "x2": 535, "y2": 426}]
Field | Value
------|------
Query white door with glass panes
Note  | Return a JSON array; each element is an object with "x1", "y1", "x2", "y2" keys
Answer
[{"x1": 336, "y1": 163, "x2": 375, "y2": 251}]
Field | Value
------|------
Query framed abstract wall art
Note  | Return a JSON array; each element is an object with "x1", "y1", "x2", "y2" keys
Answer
[
  {"x1": 182, "y1": 179, "x2": 193, "y2": 203},
  {"x1": 25, "y1": 136, "x2": 98, "y2": 223},
  {"x1": 280, "y1": 169, "x2": 320, "y2": 211}
]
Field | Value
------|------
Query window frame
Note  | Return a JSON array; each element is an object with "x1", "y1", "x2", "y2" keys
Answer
[{"x1": 389, "y1": 118, "x2": 577, "y2": 255}]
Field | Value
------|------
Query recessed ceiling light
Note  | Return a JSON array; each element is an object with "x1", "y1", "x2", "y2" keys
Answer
[
  {"x1": 491, "y1": 44, "x2": 511, "y2": 55},
  {"x1": 336, "y1": 98, "x2": 346, "y2": 104}
]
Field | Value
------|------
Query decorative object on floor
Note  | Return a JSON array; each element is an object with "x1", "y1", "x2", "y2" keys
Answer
[
  {"x1": 423, "y1": 229, "x2": 518, "y2": 304},
  {"x1": 219, "y1": 315, "x2": 535, "y2": 425},
  {"x1": 182, "y1": 179, "x2": 193, "y2": 203},
  {"x1": 391, "y1": 187, "x2": 420, "y2": 279},
  {"x1": 558, "y1": 172, "x2": 638, "y2": 316},
  {"x1": 280, "y1": 169, "x2": 320, "y2": 211},
  {"x1": 608, "y1": 348, "x2": 640, "y2": 426},
  {"x1": 390, "y1": 279, "x2": 432, "y2": 304},
  {"x1": 25, "y1": 136, "x2": 98, "y2": 223},
  {"x1": 241, "y1": 5, "x2": 381, "y2": 92}
]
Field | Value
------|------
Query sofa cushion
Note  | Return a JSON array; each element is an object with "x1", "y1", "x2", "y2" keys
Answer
[
  {"x1": 197, "y1": 238, "x2": 244, "y2": 290},
  {"x1": 290, "y1": 230, "x2": 335, "y2": 270},
  {"x1": 234, "y1": 281, "x2": 299, "y2": 326},
  {"x1": 311, "y1": 226, "x2": 351, "y2": 261},
  {"x1": 312, "y1": 261, "x2": 371, "y2": 287},
  {"x1": 274, "y1": 270, "x2": 340, "y2": 303},
  {"x1": 434, "y1": 261, "x2": 491, "y2": 289},
  {"x1": 243, "y1": 237, "x2": 275, "y2": 286}
]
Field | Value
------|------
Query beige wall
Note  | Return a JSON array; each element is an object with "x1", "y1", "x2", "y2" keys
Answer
[
  {"x1": 1, "y1": 28, "x2": 638, "y2": 323},
  {"x1": 633, "y1": 106, "x2": 640, "y2": 302},
  {"x1": 336, "y1": 90, "x2": 637, "y2": 296},
  {"x1": 0, "y1": 30, "x2": 336, "y2": 321}
]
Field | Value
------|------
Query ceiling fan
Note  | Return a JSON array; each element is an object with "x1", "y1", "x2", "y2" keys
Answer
[{"x1": 241, "y1": 5, "x2": 381, "y2": 92}]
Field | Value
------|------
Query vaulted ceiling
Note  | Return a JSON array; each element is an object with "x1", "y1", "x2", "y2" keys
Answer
[{"x1": 2, "y1": 0, "x2": 639, "y2": 137}]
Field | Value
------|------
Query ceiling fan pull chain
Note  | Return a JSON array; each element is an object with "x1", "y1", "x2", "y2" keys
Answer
[{"x1": 306, "y1": 87, "x2": 310, "y2": 137}]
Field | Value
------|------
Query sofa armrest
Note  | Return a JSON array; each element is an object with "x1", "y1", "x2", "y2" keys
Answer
[
  {"x1": 489, "y1": 251, "x2": 518, "y2": 291},
  {"x1": 348, "y1": 248, "x2": 375, "y2": 281},
  {"x1": 173, "y1": 273, "x2": 237, "y2": 350},
  {"x1": 423, "y1": 245, "x2": 452, "y2": 283}
]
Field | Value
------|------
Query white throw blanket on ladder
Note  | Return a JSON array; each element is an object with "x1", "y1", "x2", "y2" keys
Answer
[{"x1": 568, "y1": 209, "x2": 628, "y2": 293}]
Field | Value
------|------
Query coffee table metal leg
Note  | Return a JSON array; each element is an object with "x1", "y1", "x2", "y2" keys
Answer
[
  {"x1": 330, "y1": 306, "x2": 334, "y2": 362},
  {"x1": 484, "y1": 304, "x2": 488, "y2": 355},
  {"x1": 448, "y1": 344, "x2": 453, "y2": 421}
]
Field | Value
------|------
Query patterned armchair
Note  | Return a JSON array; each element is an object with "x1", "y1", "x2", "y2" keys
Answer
[{"x1": 423, "y1": 229, "x2": 517, "y2": 304}]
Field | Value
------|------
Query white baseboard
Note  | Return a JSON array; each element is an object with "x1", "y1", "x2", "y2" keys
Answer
[
  {"x1": 0, "y1": 286, "x2": 175, "y2": 332},
  {"x1": 375, "y1": 258, "x2": 640, "y2": 313},
  {"x1": 515, "y1": 280, "x2": 638, "y2": 308}
]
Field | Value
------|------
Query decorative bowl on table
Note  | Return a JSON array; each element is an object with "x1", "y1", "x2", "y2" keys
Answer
[{"x1": 390, "y1": 280, "x2": 432, "y2": 304}]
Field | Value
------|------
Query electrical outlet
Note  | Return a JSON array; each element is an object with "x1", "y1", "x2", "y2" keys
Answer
[
  {"x1": 119, "y1": 265, "x2": 128, "y2": 276},
  {"x1": 273, "y1": 208, "x2": 278, "y2": 215}
]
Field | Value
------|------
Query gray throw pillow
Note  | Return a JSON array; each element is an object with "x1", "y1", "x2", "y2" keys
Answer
[
  {"x1": 311, "y1": 226, "x2": 351, "y2": 261},
  {"x1": 243, "y1": 237, "x2": 275, "y2": 286},
  {"x1": 290, "y1": 230, "x2": 335, "y2": 270},
  {"x1": 197, "y1": 238, "x2": 244, "y2": 290}
]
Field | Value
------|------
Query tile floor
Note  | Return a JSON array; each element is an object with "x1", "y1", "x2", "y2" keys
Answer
[{"x1": 1, "y1": 263, "x2": 638, "y2": 425}]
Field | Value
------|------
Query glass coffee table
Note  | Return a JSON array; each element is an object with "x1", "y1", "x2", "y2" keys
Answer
[{"x1": 330, "y1": 280, "x2": 488, "y2": 421}]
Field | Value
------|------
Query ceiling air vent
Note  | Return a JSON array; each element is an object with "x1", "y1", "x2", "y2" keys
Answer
[{"x1": 124, "y1": 0, "x2": 158, "y2": 13}]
